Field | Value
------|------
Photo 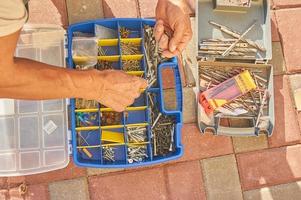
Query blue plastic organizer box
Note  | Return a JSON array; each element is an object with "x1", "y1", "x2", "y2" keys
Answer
[{"x1": 67, "y1": 18, "x2": 183, "y2": 168}]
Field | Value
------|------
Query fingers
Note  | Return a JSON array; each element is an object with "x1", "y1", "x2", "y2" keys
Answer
[
  {"x1": 169, "y1": 20, "x2": 185, "y2": 53},
  {"x1": 158, "y1": 33, "x2": 169, "y2": 50},
  {"x1": 154, "y1": 20, "x2": 164, "y2": 41}
]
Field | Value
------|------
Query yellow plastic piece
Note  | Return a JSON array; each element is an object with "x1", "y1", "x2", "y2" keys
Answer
[
  {"x1": 73, "y1": 56, "x2": 97, "y2": 64},
  {"x1": 126, "y1": 71, "x2": 144, "y2": 76},
  {"x1": 234, "y1": 70, "x2": 257, "y2": 93},
  {"x1": 75, "y1": 106, "x2": 147, "y2": 113},
  {"x1": 82, "y1": 148, "x2": 92, "y2": 158},
  {"x1": 73, "y1": 55, "x2": 120, "y2": 64},
  {"x1": 98, "y1": 55, "x2": 119, "y2": 61},
  {"x1": 122, "y1": 54, "x2": 143, "y2": 61},
  {"x1": 208, "y1": 99, "x2": 228, "y2": 109},
  {"x1": 120, "y1": 38, "x2": 142, "y2": 45},
  {"x1": 101, "y1": 130, "x2": 125, "y2": 143},
  {"x1": 98, "y1": 39, "x2": 118, "y2": 46},
  {"x1": 77, "y1": 142, "x2": 150, "y2": 149},
  {"x1": 76, "y1": 126, "x2": 99, "y2": 131}
]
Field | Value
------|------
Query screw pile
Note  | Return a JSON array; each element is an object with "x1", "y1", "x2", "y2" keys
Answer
[
  {"x1": 152, "y1": 115, "x2": 175, "y2": 156},
  {"x1": 122, "y1": 60, "x2": 141, "y2": 71},
  {"x1": 199, "y1": 65, "x2": 270, "y2": 126},
  {"x1": 127, "y1": 146, "x2": 148, "y2": 163},
  {"x1": 103, "y1": 146, "x2": 115, "y2": 162},
  {"x1": 101, "y1": 112, "x2": 122, "y2": 126},
  {"x1": 143, "y1": 25, "x2": 164, "y2": 88},
  {"x1": 127, "y1": 127, "x2": 147, "y2": 143},
  {"x1": 75, "y1": 98, "x2": 98, "y2": 109},
  {"x1": 148, "y1": 92, "x2": 176, "y2": 156},
  {"x1": 120, "y1": 27, "x2": 131, "y2": 38},
  {"x1": 121, "y1": 41, "x2": 141, "y2": 55}
]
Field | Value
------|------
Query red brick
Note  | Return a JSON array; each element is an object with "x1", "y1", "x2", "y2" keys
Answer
[
  {"x1": 237, "y1": 144, "x2": 301, "y2": 190},
  {"x1": 6, "y1": 183, "x2": 49, "y2": 200},
  {"x1": 138, "y1": 0, "x2": 158, "y2": 18},
  {"x1": 276, "y1": 8, "x2": 301, "y2": 72},
  {"x1": 273, "y1": 0, "x2": 301, "y2": 9},
  {"x1": 268, "y1": 75, "x2": 301, "y2": 148},
  {"x1": 25, "y1": 184, "x2": 49, "y2": 200},
  {"x1": 103, "y1": 0, "x2": 138, "y2": 18},
  {"x1": 0, "y1": 178, "x2": 7, "y2": 189},
  {"x1": 24, "y1": 158, "x2": 86, "y2": 185},
  {"x1": 166, "y1": 161, "x2": 206, "y2": 200},
  {"x1": 179, "y1": 124, "x2": 233, "y2": 162},
  {"x1": 28, "y1": 0, "x2": 68, "y2": 28},
  {"x1": 88, "y1": 167, "x2": 167, "y2": 200},
  {"x1": 271, "y1": 11, "x2": 280, "y2": 42},
  {"x1": 7, "y1": 176, "x2": 26, "y2": 188}
]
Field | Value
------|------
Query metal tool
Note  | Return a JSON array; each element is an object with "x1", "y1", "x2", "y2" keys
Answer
[{"x1": 222, "y1": 20, "x2": 257, "y2": 56}]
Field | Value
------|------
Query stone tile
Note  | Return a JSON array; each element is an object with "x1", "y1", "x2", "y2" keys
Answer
[
  {"x1": 66, "y1": 0, "x2": 104, "y2": 24},
  {"x1": 237, "y1": 144, "x2": 301, "y2": 190},
  {"x1": 289, "y1": 74, "x2": 301, "y2": 110},
  {"x1": 87, "y1": 168, "x2": 124, "y2": 176},
  {"x1": 232, "y1": 135, "x2": 268, "y2": 153},
  {"x1": 179, "y1": 124, "x2": 233, "y2": 162},
  {"x1": 164, "y1": 87, "x2": 197, "y2": 123},
  {"x1": 269, "y1": 42, "x2": 286, "y2": 75},
  {"x1": 25, "y1": 158, "x2": 87, "y2": 185},
  {"x1": 276, "y1": 8, "x2": 301, "y2": 72},
  {"x1": 289, "y1": 74, "x2": 301, "y2": 92},
  {"x1": 25, "y1": 184, "x2": 49, "y2": 200},
  {"x1": 28, "y1": 0, "x2": 68, "y2": 28},
  {"x1": 88, "y1": 167, "x2": 167, "y2": 200},
  {"x1": 273, "y1": 0, "x2": 301, "y2": 9},
  {"x1": 268, "y1": 75, "x2": 301, "y2": 148},
  {"x1": 138, "y1": 0, "x2": 158, "y2": 18},
  {"x1": 271, "y1": 11, "x2": 280, "y2": 42},
  {"x1": 201, "y1": 155, "x2": 243, "y2": 200},
  {"x1": 244, "y1": 181, "x2": 301, "y2": 200},
  {"x1": 103, "y1": 0, "x2": 138, "y2": 18},
  {"x1": 166, "y1": 161, "x2": 206, "y2": 200},
  {"x1": 49, "y1": 177, "x2": 89, "y2": 200}
]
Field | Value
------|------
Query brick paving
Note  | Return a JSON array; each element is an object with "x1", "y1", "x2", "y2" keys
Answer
[{"x1": 1, "y1": 0, "x2": 301, "y2": 200}]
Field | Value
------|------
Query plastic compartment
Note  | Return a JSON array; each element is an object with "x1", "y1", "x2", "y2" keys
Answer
[
  {"x1": 197, "y1": 0, "x2": 272, "y2": 60},
  {"x1": 118, "y1": 21, "x2": 142, "y2": 38},
  {"x1": 19, "y1": 116, "x2": 39, "y2": 149},
  {"x1": 18, "y1": 100, "x2": 38, "y2": 114},
  {"x1": 0, "y1": 153, "x2": 16, "y2": 171},
  {"x1": 97, "y1": 55, "x2": 121, "y2": 70},
  {"x1": 42, "y1": 114, "x2": 65, "y2": 148},
  {"x1": 42, "y1": 100, "x2": 64, "y2": 112},
  {"x1": 0, "y1": 25, "x2": 69, "y2": 177},
  {"x1": 98, "y1": 39, "x2": 119, "y2": 56},
  {"x1": 121, "y1": 54, "x2": 144, "y2": 72},
  {"x1": 44, "y1": 149, "x2": 66, "y2": 166},
  {"x1": 68, "y1": 18, "x2": 183, "y2": 168},
  {"x1": 0, "y1": 117, "x2": 15, "y2": 151},
  {"x1": 20, "y1": 151, "x2": 40, "y2": 170}
]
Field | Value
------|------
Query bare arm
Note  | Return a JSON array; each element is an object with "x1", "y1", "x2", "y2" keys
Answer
[{"x1": 0, "y1": 30, "x2": 147, "y2": 112}]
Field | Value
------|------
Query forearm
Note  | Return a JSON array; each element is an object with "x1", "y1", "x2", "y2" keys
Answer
[{"x1": 0, "y1": 57, "x2": 97, "y2": 100}]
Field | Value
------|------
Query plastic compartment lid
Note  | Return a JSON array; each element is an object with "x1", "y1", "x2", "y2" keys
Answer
[{"x1": 0, "y1": 24, "x2": 69, "y2": 177}]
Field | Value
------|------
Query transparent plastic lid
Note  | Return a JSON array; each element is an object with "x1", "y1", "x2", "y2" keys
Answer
[{"x1": 0, "y1": 24, "x2": 69, "y2": 176}]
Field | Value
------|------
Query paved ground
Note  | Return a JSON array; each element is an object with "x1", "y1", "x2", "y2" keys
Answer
[{"x1": 1, "y1": 0, "x2": 301, "y2": 199}]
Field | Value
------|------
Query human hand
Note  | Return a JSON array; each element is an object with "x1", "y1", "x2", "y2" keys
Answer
[
  {"x1": 92, "y1": 70, "x2": 147, "y2": 112},
  {"x1": 155, "y1": 0, "x2": 192, "y2": 58}
]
